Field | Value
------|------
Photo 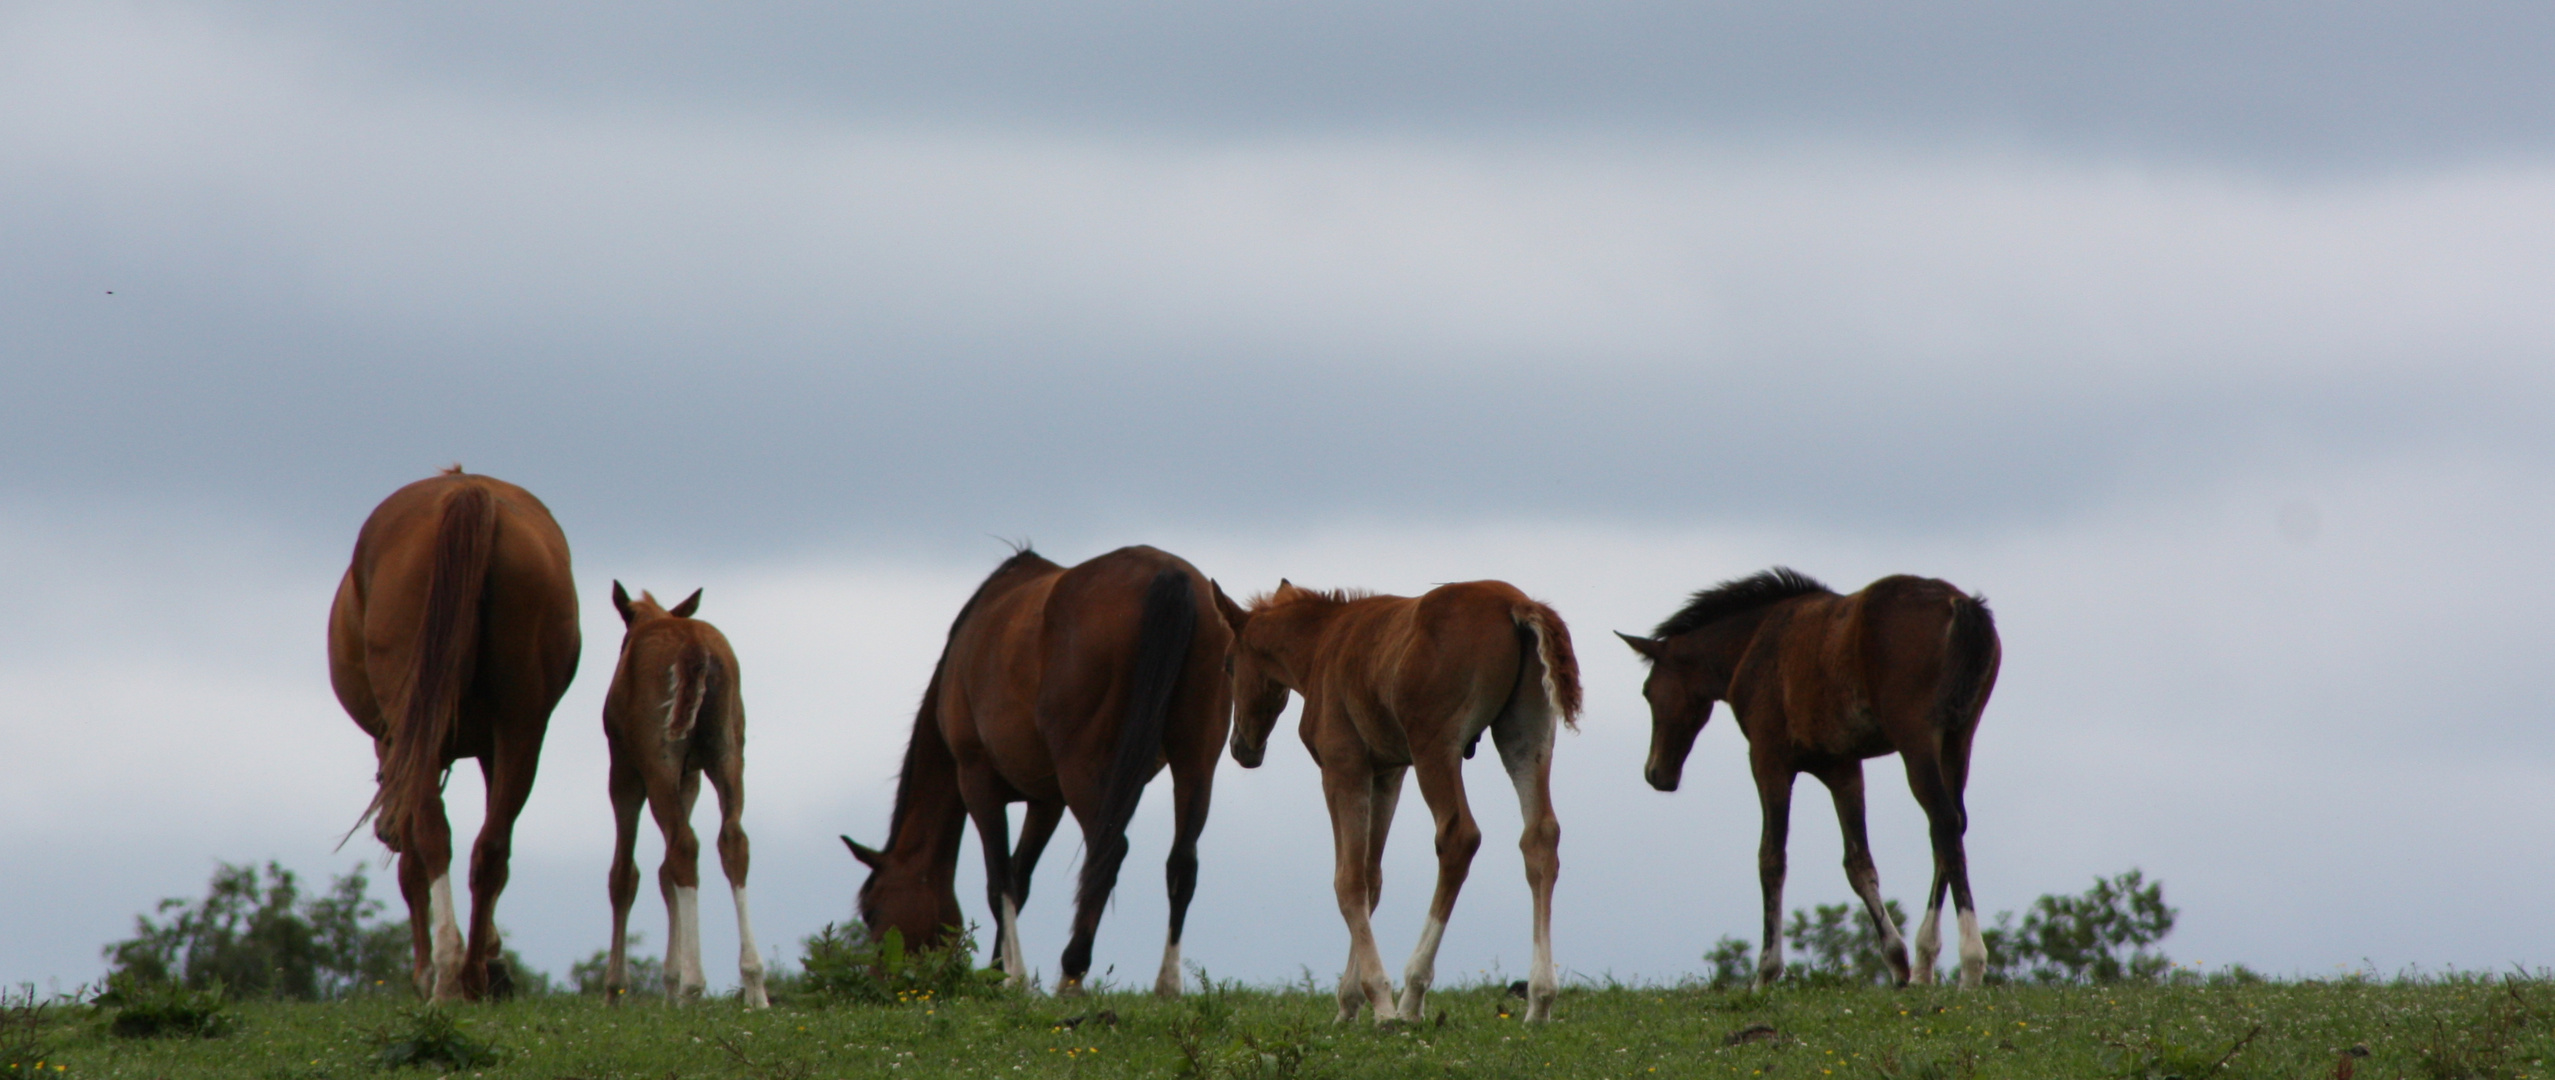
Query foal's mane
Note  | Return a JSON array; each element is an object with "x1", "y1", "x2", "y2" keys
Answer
[
  {"x1": 1246, "y1": 585, "x2": 1375, "y2": 611},
  {"x1": 1653, "y1": 567, "x2": 1833, "y2": 639}
]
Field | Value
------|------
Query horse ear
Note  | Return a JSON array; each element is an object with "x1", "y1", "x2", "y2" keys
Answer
[
  {"x1": 1210, "y1": 580, "x2": 1250, "y2": 632},
  {"x1": 611, "y1": 581, "x2": 635, "y2": 625},
  {"x1": 670, "y1": 589, "x2": 702, "y2": 618},
  {"x1": 841, "y1": 835, "x2": 885, "y2": 869},
  {"x1": 1615, "y1": 630, "x2": 1665, "y2": 661}
]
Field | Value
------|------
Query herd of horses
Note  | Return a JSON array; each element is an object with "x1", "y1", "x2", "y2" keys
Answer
[{"x1": 327, "y1": 468, "x2": 2001, "y2": 1022}]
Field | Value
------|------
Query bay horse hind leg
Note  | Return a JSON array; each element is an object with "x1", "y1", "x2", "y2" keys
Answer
[
  {"x1": 1394, "y1": 751, "x2": 1479, "y2": 1023},
  {"x1": 1902, "y1": 746, "x2": 1986, "y2": 986},
  {"x1": 1812, "y1": 760, "x2": 1913, "y2": 986},
  {"x1": 602, "y1": 749, "x2": 649, "y2": 1003},
  {"x1": 1489, "y1": 699, "x2": 1561, "y2": 1022},
  {"x1": 1153, "y1": 750, "x2": 1220, "y2": 999},
  {"x1": 704, "y1": 756, "x2": 767, "y2": 1007}
]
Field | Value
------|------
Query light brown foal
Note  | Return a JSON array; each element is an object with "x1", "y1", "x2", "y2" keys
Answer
[
  {"x1": 1218, "y1": 580, "x2": 1580, "y2": 1023},
  {"x1": 600, "y1": 583, "x2": 766, "y2": 1007}
]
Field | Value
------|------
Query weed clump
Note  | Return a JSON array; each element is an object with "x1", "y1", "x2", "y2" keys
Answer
[
  {"x1": 791, "y1": 922, "x2": 1005, "y2": 1006},
  {"x1": 368, "y1": 1005, "x2": 499, "y2": 1070},
  {"x1": 94, "y1": 972, "x2": 236, "y2": 1039},
  {"x1": 2, "y1": 985, "x2": 59, "y2": 1066}
]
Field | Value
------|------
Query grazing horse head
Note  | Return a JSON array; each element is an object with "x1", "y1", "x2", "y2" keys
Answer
[
  {"x1": 841, "y1": 835, "x2": 962, "y2": 952},
  {"x1": 1214, "y1": 581, "x2": 1293, "y2": 769}
]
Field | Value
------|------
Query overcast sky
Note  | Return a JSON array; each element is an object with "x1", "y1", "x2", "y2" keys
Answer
[{"x1": 5, "y1": 2, "x2": 2552, "y2": 994}]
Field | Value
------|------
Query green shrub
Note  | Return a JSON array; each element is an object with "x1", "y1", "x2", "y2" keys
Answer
[
  {"x1": 368, "y1": 1005, "x2": 499, "y2": 1070},
  {"x1": 567, "y1": 932, "x2": 666, "y2": 999},
  {"x1": 94, "y1": 972, "x2": 235, "y2": 1039},
  {"x1": 792, "y1": 922, "x2": 1005, "y2": 1006},
  {"x1": 102, "y1": 862, "x2": 411, "y2": 1001},
  {"x1": 1784, "y1": 899, "x2": 1913, "y2": 985},
  {"x1": 1, "y1": 984, "x2": 57, "y2": 1066},
  {"x1": 1702, "y1": 936, "x2": 1754, "y2": 989},
  {"x1": 2006, "y1": 869, "x2": 2177, "y2": 984}
]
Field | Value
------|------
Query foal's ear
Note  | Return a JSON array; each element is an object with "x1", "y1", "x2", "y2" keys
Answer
[
  {"x1": 841, "y1": 835, "x2": 885, "y2": 870},
  {"x1": 611, "y1": 581, "x2": 636, "y2": 625},
  {"x1": 669, "y1": 589, "x2": 702, "y2": 619},
  {"x1": 1614, "y1": 630, "x2": 1665, "y2": 661},
  {"x1": 1210, "y1": 580, "x2": 1250, "y2": 632}
]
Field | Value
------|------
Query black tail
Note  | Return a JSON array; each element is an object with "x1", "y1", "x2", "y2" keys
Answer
[
  {"x1": 1932, "y1": 592, "x2": 2001, "y2": 829},
  {"x1": 1075, "y1": 569, "x2": 1196, "y2": 915}
]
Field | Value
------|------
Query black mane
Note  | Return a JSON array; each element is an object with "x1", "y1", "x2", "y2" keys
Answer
[{"x1": 1652, "y1": 567, "x2": 1833, "y2": 639}]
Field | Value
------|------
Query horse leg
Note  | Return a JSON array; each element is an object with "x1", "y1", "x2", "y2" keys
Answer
[
  {"x1": 1912, "y1": 871, "x2": 1951, "y2": 986},
  {"x1": 603, "y1": 749, "x2": 647, "y2": 1003},
  {"x1": 1395, "y1": 752, "x2": 1478, "y2": 1022},
  {"x1": 1154, "y1": 750, "x2": 1216, "y2": 998},
  {"x1": 645, "y1": 767, "x2": 705, "y2": 1001},
  {"x1": 393, "y1": 836, "x2": 435, "y2": 998},
  {"x1": 1750, "y1": 758, "x2": 1796, "y2": 991},
  {"x1": 1321, "y1": 758, "x2": 1395, "y2": 1022},
  {"x1": 463, "y1": 744, "x2": 535, "y2": 1001},
  {"x1": 1903, "y1": 747, "x2": 1985, "y2": 986},
  {"x1": 705, "y1": 756, "x2": 765, "y2": 1008},
  {"x1": 957, "y1": 773, "x2": 1023, "y2": 987},
  {"x1": 1006, "y1": 801, "x2": 1065, "y2": 986},
  {"x1": 406, "y1": 783, "x2": 467, "y2": 1002},
  {"x1": 1492, "y1": 700, "x2": 1562, "y2": 1022},
  {"x1": 1814, "y1": 759, "x2": 1911, "y2": 986}
]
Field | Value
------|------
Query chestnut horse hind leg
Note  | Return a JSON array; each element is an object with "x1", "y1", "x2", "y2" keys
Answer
[
  {"x1": 1394, "y1": 739, "x2": 1481, "y2": 1023},
  {"x1": 1488, "y1": 680, "x2": 1563, "y2": 1021},
  {"x1": 704, "y1": 750, "x2": 766, "y2": 1007},
  {"x1": 1812, "y1": 759, "x2": 1914, "y2": 985},
  {"x1": 602, "y1": 747, "x2": 648, "y2": 1001}
]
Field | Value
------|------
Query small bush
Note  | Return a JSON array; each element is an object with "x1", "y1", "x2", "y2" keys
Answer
[
  {"x1": 2, "y1": 984, "x2": 57, "y2": 1066},
  {"x1": 793, "y1": 922, "x2": 1005, "y2": 1006},
  {"x1": 1703, "y1": 936, "x2": 1754, "y2": 989},
  {"x1": 2008, "y1": 869, "x2": 2176, "y2": 984},
  {"x1": 94, "y1": 972, "x2": 235, "y2": 1039},
  {"x1": 1784, "y1": 899, "x2": 1912, "y2": 985},
  {"x1": 369, "y1": 1005, "x2": 500, "y2": 1070},
  {"x1": 102, "y1": 862, "x2": 411, "y2": 1001},
  {"x1": 567, "y1": 932, "x2": 666, "y2": 1000}
]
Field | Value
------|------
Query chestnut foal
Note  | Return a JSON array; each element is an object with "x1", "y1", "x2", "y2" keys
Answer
[
  {"x1": 329, "y1": 468, "x2": 580, "y2": 1002},
  {"x1": 1619, "y1": 569, "x2": 2000, "y2": 989},
  {"x1": 600, "y1": 583, "x2": 766, "y2": 1007},
  {"x1": 1219, "y1": 580, "x2": 1580, "y2": 1023}
]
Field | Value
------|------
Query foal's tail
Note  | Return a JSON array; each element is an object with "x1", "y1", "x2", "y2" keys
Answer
[
  {"x1": 1513, "y1": 601, "x2": 1583, "y2": 731},
  {"x1": 361, "y1": 481, "x2": 498, "y2": 847},
  {"x1": 1936, "y1": 592, "x2": 2000, "y2": 734},
  {"x1": 1076, "y1": 568, "x2": 1197, "y2": 915},
  {"x1": 663, "y1": 643, "x2": 723, "y2": 747}
]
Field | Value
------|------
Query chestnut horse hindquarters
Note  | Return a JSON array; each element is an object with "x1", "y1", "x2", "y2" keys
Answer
[{"x1": 331, "y1": 471, "x2": 578, "y2": 1003}]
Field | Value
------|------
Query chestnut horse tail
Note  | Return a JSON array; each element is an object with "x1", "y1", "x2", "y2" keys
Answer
[
  {"x1": 366, "y1": 482, "x2": 498, "y2": 845},
  {"x1": 1076, "y1": 568, "x2": 1196, "y2": 915},
  {"x1": 664, "y1": 642, "x2": 721, "y2": 746},
  {"x1": 1513, "y1": 601, "x2": 1583, "y2": 730}
]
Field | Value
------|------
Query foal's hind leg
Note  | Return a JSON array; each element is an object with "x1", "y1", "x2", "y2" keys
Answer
[
  {"x1": 1902, "y1": 747, "x2": 1985, "y2": 986},
  {"x1": 705, "y1": 757, "x2": 765, "y2": 1008},
  {"x1": 1395, "y1": 749, "x2": 1480, "y2": 1022},
  {"x1": 1813, "y1": 760, "x2": 1912, "y2": 986},
  {"x1": 1491, "y1": 702, "x2": 1561, "y2": 1022},
  {"x1": 603, "y1": 748, "x2": 648, "y2": 1002}
]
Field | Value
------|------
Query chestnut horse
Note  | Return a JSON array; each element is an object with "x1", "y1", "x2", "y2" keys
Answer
[
  {"x1": 328, "y1": 468, "x2": 580, "y2": 1001},
  {"x1": 1219, "y1": 580, "x2": 1580, "y2": 1023},
  {"x1": 1617, "y1": 569, "x2": 1999, "y2": 989},
  {"x1": 600, "y1": 583, "x2": 766, "y2": 1007},
  {"x1": 842, "y1": 545, "x2": 1232, "y2": 996}
]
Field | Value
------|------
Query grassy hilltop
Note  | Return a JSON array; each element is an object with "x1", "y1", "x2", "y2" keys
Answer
[{"x1": 10, "y1": 973, "x2": 2552, "y2": 1079}]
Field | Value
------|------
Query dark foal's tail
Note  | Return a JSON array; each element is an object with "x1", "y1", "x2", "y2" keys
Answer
[
  {"x1": 1075, "y1": 569, "x2": 1197, "y2": 916},
  {"x1": 1931, "y1": 591, "x2": 2002, "y2": 827},
  {"x1": 361, "y1": 482, "x2": 498, "y2": 846}
]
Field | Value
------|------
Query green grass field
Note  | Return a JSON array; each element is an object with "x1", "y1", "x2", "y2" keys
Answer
[{"x1": 12, "y1": 974, "x2": 2552, "y2": 1079}]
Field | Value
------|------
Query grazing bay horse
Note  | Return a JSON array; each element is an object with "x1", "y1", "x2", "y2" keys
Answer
[
  {"x1": 842, "y1": 546, "x2": 1233, "y2": 996},
  {"x1": 327, "y1": 468, "x2": 580, "y2": 1002},
  {"x1": 1219, "y1": 580, "x2": 1580, "y2": 1024},
  {"x1": 600, "y1": 583, "x2": 766, "y2": 1007},
  {"x1": 1617, "y1": 569, "x2": 1999, "y2": 989}
]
